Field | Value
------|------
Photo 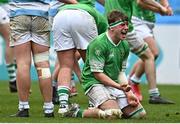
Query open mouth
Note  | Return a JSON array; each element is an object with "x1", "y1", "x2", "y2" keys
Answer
[{"x1": 121, "y1": 29, "x2": 128, "y2": 35}]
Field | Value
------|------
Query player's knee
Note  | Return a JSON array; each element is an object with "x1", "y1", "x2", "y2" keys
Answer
[
  {"x1": 36, "y1": 67, "x2": 51, "y2": 79},
  {"x1": 140, "y1": 49, "x2": 154, "y2": 62},
  {"x1": 33, "y1": 51, "x2": 49, "y2": 64},
  {"x1": 33, "y1": 51, "x2": 51, "y2": 79}
]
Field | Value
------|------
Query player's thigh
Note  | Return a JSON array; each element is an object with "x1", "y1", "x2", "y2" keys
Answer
[
  {"x1": 57, "y1": 49, "x2": 76, "y2": 68},
  {"x1": 14, "y1": 42, "x2": 31, "y2": 66},
  {"x1": 87, "y1": 84, "x2": 119, "y2": 110},
  {"x1": 144, "y1": 36, "x2": 159, "y2": 56},
  {"x1": 0, "y1": 23, "x2": 10, "y2": 42},
  {"x1": 31, "y1": 42, "x2": 49, "y2": 54}
]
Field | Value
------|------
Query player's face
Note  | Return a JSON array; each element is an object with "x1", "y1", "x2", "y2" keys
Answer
[{"x1": 113, "y1": 21, "x2": 128, "y2": 40}]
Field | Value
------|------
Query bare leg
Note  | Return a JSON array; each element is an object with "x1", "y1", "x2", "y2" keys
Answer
[
  {"x1": 57, "y1": 48, "x2": 76, "y2": 114},
  {"x1": 32, "y1": 43, "x2": 52, "y2": 103},
  {"x1": 130, "y1": 36, "x2": 159, "y2": 90},
  {"x1": 32, "y1": 42, "x2": 54, "y2": 115},
  {"x1": 65, "y1": 100, "x2": 122, "y2": 119},
  {"x1": 14, "y1": 42, "x2": 31, "y2": 101}
]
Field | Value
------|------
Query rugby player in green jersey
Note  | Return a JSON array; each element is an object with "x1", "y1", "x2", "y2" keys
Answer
[
  {"x1": 63, "y1": 10, "x2": 146, "y2": 119},
  {"x1": 98, "y1": 0, "x2": 174, "y2": 104}
]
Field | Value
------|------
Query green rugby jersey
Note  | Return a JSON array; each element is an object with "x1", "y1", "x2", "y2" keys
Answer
[{"x1": 81, "y1": 32, "x2": 130, "y2": 93}]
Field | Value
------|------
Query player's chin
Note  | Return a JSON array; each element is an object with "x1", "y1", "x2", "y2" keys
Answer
[{"x1": 120, "y1": 35, "x2": 127, "y2": 40}]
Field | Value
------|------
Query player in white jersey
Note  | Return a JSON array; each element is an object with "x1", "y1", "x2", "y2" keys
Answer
[
  {"x1": 0, "y1": 3, "x2": 17, "y2": 93},
  {"x1": 9, "y1": 0, "x2": 54, "y2": 117}
]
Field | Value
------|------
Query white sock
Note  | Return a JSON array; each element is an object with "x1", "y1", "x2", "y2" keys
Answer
[
  {"x1": 149, "y1": 88, "x2": 160, "y2": 97},
  {"x1": 130, "y1": 74, "x2": 141, "y2": 84},
  {"x1": 19, "y1": 101, "x2": 30, "y2": 110},
  {"x1": 43, "y1": 102, "x2": 54, "y2": 114}
]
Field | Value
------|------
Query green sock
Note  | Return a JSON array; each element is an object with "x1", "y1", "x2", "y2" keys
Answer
[{"x1": 76, "y1": 109, "x2": 84, "y2": 118}]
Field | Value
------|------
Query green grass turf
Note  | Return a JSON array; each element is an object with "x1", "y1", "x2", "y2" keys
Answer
[{"x1": 0, "y1": 81, "x2": 180, "y2": 123}]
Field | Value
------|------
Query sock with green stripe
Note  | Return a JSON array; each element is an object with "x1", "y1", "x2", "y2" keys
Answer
[
  {"x1": 76, "y1": 109, "x2": 84, "y2": 118},
  {"x1": 57, "y1": 86, "x2": 70, "y2": 105},
  {"x1": 149, "y1": 88, "x2": 160, "y2": 97}
]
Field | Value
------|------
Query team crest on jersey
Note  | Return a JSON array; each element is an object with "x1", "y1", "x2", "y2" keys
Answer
[
  {"x1": 95, "y1": 49, "x2": 101, "y2": 56},
  {"x1": 120, "y1": 50, "x2": 125, "y2": 57}
]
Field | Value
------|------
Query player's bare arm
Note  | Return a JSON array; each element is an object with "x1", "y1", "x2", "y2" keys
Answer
[
  {"x1": 160, "y1": 0, "x2": 173, "y2": 15},
  {"x1": 93, "y1": 72, "x2": 130, "y2": 92},
  {"x1": 137, "y1": 0, "x2": 170, "y2": 16}
]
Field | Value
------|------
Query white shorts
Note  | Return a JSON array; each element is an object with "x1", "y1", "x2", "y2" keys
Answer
[
  {"x1": 53, "y1": 9, "x2": 98, "y2": 51},
  {"x1": 132, "y1": 16, "x2": 155, "y2": 39},
  {"x1": 0, "y1": 6, "x2": 9, "y2": 24},
  {"x1": 10, "y1": 15, "x2": 50, "y2": 47},
  {"x1": 87, "y1": 84, "x2": 129, "y2": 109}
]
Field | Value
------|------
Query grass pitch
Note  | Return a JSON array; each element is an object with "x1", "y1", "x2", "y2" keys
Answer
[{"x1": 0, "y1": 81, "x2": 180, "y2": 123}]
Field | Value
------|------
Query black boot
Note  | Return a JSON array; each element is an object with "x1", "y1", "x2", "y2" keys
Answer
[
  {"x1": 11, "y1": 109, "x2": 29, "y2": 117},
  {"x1": 9, "y1": 80, "x2": 17, "y2": 93}
]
